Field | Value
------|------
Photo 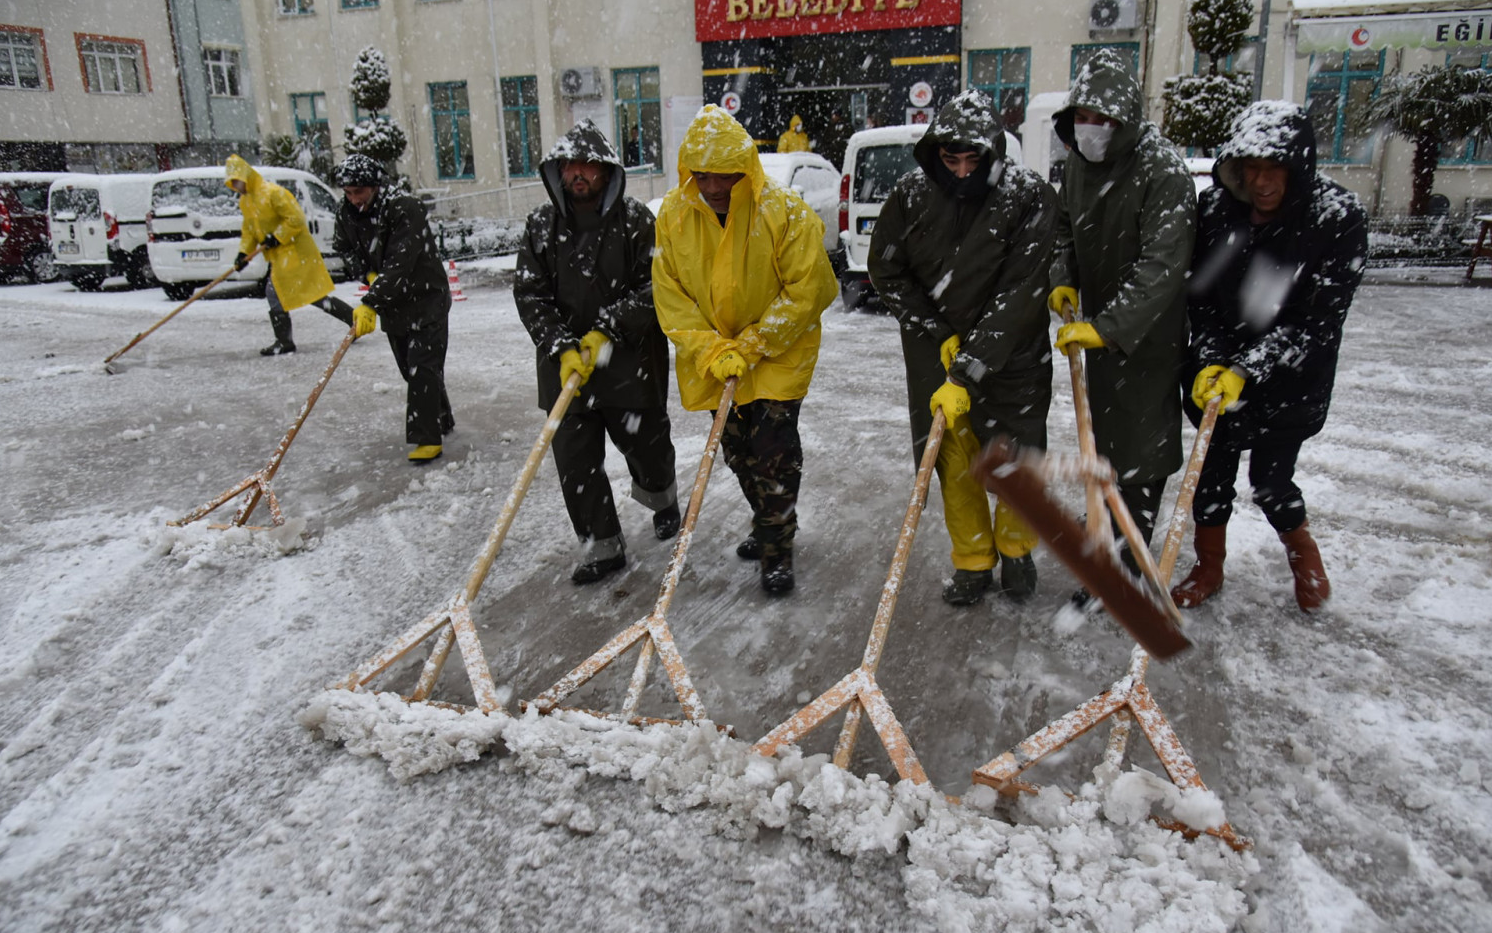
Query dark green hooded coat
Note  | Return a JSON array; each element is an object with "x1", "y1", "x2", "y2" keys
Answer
[
  {"x1": 1051, "y1": 50, "x2": 1196, "y2": 485},
  {"x1": 868, "y1": 90, "x2": 1057, "y2": 459},
  {"x1": 515, "y1": 119, "x2": 665, "y2": 411}
]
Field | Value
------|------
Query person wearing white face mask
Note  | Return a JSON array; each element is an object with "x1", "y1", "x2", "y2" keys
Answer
[{"x1": 1046, "y1": 49, "x2": 1198, "y2": 611}]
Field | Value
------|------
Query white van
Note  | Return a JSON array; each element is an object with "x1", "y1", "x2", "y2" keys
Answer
[
  {"x1": 146, "y1": 165, "x2": 343, "y2": 301},
  {"x1": 836, "y1": 124, "x2": 1022, "y2": 307},
  {"x1": 48, "y1": 173, "x2": 157, "y2": 291}
]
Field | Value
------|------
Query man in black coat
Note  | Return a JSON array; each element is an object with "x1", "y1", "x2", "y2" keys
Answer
[
  {"x1": 1173, "y1": 101, "x2": 1368, "y2": 612},
  {"x1": 333, "y1": 154, "x2": 454, "y2": 463},
  {"x1": 515, "y1": 119, "x2": 679, "y2": 585}
]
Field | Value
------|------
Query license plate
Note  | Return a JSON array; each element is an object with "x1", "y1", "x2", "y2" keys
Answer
[
  {"x1": 56, "y1": 242, "x2": 80, "y2": 254},
  {"x1": 182, "y1": 248, "x2": 220, "y2": 262},
  {"x1": 858, "y1": 217, "x2": 876, "y2": 234}
]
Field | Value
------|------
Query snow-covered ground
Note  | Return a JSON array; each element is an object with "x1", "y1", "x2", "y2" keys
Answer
[{"x1": 0, "y1": 268, "x2": 1487, "y2": 932}]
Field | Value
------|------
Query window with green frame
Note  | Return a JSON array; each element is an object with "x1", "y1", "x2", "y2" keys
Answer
[
  {"x1": 1441, "y1": 49, "x2": 1492, "y2": 164},
  {"x1": 341, "y1": 0, "x2": 378, "y2": 8},
  {"x1": 501, "y1": 75, "x2": 541, "y2": 177},
  {"x1": 1070, "y1": 42, "x2": 1140, "y2": 80},
  {"x1": 614, "y1": 67, "x2": 661, "y2": 171},
  {"x1": 968, "y1": 48, "x2": 1030, "y2": 134},
  {"x1": 1193, "y1": 38, "x2": 1259, "y2": 76},
  {"x1": 290, "y1": 91, "x2": 330, "y2": 151},
  {"x1": 429, "y1": 81, "x2": 473, "y2": 179},
  {"x1": 1305, "y1": 49, "x2": 1383, "y2": 164}
]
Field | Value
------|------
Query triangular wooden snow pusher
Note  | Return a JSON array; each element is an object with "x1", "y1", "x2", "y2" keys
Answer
[
  {"x1": 170, "y1": 325, "x2": 355, "y2": 530},
  {"x1": 104, "y1": 247, "x2": 261, "y2": 371},
  {"x1": 523, "y1": 378, "x2": 741, "y2": 727},
  {"x1": 329, "y1": 371, "x2": 586, "y2": 714},
  {"x1": 969, "y1": 399, "x2": 1249, "y2": 851},
  {"x1": 750, "y1": 410, "x2": 948, "y2": 786}
]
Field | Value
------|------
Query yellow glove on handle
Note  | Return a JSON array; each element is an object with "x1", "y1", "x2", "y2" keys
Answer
[
  {"x1": 1192, "y1": 365, "x2": 1246, "y2": 412},
  {"x1": 940, "y1": 334, "x2": 961, "y2": 372},
  {"x1": 559, "y1": 348, "x2": 593, "y2": 388},
  {"x1": 709, "y1": 349, "x2": 747, "y2": 382},
  {"x1": 929, "y1": 381, "x2": 971, "y2": 422},
  {"x1": 365, "y1": 272, "x2": 378, "y2": 285},
  {"x1": 579, "y1": 330, "x2": 611, "y2": 371},
  {"x1": 352, "y1": 304, "x2": 377, "y2": 338},
  {"x1": 1054, "y1": 321, "x2": 1105, "y2": 354},
  {"x1": 1048, "y1": 285, "x2": 1079, "y2": 317}
]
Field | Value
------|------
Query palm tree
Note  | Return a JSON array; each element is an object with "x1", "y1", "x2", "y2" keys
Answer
[{"x1": 1368, "y1": 64, "x2": 1492, "y2": 216}]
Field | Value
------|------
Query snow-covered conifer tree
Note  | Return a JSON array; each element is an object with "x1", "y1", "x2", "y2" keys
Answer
[{"x1": 1162, "y1": 0, "x2": 1255, "y2": 153}]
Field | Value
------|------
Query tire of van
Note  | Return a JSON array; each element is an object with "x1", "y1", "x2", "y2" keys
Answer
[
  {"x1": 25, "y1": 248, "x2": 59, "y2": 284},
  {"x1": 839, "y1": 275, "x2": 867, "y2": 310},
  {"x1": 125, "y1": 249, "x2": 157, "y2": 289},
  {"x1": 162, "y1": 281, "x2": 198, "y2": 301},
  {"x1": 74, "y1": 270, "x2": 106, "y2": 292}
]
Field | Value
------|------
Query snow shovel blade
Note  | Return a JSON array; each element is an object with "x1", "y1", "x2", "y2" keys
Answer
[{"x1": 971, "y1": 438, "x2": 1191, "y2": 660}]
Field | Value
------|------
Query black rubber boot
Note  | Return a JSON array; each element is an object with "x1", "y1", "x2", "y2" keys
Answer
[
  {"x1": 761, "y1": 551, "x2": 794, "y2": 595},
  {"x1": 653, "y1": 505, "x2": 681, "y2": 541},
  {"x1": 259, "y1": 341, "x2": 295, "y2": 356},
  {"x1": 571, "y1": 554, "x2": 625, "y2": 585},
  {"x1": 942, "y1": 569, "x2": 993, "y2": 606},
  {"x1": 999, "y1": 554, "x2": 1038, "y2": 603},
  {"x1": 736, "y1": 534, "x2": 762, "y2": 561}
]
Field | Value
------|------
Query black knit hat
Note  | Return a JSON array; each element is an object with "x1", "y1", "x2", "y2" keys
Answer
[{"x1": 336, "y1": 154, "x2": 384, "y2": 187}]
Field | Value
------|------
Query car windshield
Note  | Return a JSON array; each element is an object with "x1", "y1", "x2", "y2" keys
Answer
[
  {"x1": 51, "y1": 187, "x2": 102, "y2": 219},
  {"x1": 853, "y1": 143, "x2": 917, "y2": 203},
  {"x1": 152, "y1": 178, "x2": 239, "y2": 217}
]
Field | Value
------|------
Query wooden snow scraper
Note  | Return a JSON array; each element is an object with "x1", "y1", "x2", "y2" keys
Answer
[
  {"x1": 329, "y1": 366, "x2": 592, "y2": 713},
  {"x1": 965, "y1": 297, "x2": 1249, "y2": 849},
  {"x1": 751, "y1": 409, "x2": 951, "y2": 787},
  {"x1": 104, "y1": 246, "x2": 262, "y2": 373},
  {"x1": 170, "y1": 324, "x2": 355, "y2": 530},
  {"x1": 519, "y1": 378, "x2": 743, "y2": 729}
]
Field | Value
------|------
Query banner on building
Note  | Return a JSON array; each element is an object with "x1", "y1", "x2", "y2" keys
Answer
[
  {"x1": 695, "y1": 0, "x2": 961, "y2": 42},
  {"x1": 1296, "y1": 9, "x2": 1492, "y2": 53}
]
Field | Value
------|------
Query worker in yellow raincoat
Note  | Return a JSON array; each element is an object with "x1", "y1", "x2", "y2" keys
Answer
[
  {"x1": 653, "y1": 105, "x2": 837, "y2": 595},
  {"x1": 776, "y1": 114, "x2": 811, "y2": 153},
  {"x1": 225, "y1": 154, "x2": 352, "y2": 356}
]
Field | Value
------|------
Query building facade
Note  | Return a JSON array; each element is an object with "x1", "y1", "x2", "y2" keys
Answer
[{"x1": 1, "y1": 0, "x2": 1487, "y2": 216}]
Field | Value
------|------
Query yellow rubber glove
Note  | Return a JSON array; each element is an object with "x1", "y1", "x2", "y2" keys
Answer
[
  {"x1": 1192, "y1": 365, "x2": 1246, "y2": 412},
  {"x1": 365, "y1": 272, "x2": 378, "y2": 285},
  {"x1": 1048, "y1": 285, "x2": 1080, "y2": 317},
  {"x1": 1054, "y1": 321, "x2": 1105, "y2": 354},
  {"x1": 940, "y1": 334, "x2": 961, "y2": 372},
  {"x1": 579, "y1": 330, "x2": 611, "y2": 371},
  {"x1": 352, "y1": 304, "x2": 376, "y2": 338},
  {"x1": 929, "y1": 381, "x2": 971, "y2": 421},
  {"x1": 560, "y1": 348, "x2": 592, "y2": 387},
  {"x1": 709, "y1": 349, "x2": 747, "y2": 382}
]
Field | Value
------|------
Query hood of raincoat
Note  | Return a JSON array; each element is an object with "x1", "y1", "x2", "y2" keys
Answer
[
  {"x1": 1054, "y1": 49, "x2": 1144, "y2": 164},
  {"x1": 789, "y1": 114, "x2": 804, "y2": 133},
  {"x1": 679, "y1": 105, "x2": 767, "y2": 202},
  {"x1": 1211, "y1": 100, "x2": 1318, "y2": 220},
  {"x1": 538, "y1": 118, "x2": 627, "y2": 219},
  {"x1": 913, "y1": 89, "x2": 1008, "y2": 198},
  {"x1": 225, "y1": 153, "x2": 263, "y2": 195}
]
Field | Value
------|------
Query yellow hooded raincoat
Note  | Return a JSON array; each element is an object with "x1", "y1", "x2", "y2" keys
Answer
[
  {"x1": 653, "y1": 106, "x2": 837, "y2": 412},
  {"x1": 776, "y1": 114, "x2": 811, "y2": 153},
  {"x1": 226, "y1": 154, "x2": 333, "y2": 312}
]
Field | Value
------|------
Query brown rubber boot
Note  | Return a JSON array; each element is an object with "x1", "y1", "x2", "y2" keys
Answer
[
  {"x1": 1279, "y1": 520, "x2": 1330, "y2": 612},
  {"x1": 1170, "y1": 523, "x2": 1227, "y2": 608}
]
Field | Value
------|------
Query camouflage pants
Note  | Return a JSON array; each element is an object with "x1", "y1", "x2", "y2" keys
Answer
[{"x1": 718, "y1": 399, "x2": 803, "y2": 558}]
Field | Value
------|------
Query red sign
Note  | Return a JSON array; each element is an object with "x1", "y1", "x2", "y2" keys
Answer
[{"x1": 695, "y1": 0, "x2": 961, "y2": 42}]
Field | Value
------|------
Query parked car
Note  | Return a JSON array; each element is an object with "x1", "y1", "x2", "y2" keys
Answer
[
  {"x1": 48, "y1": 173, "x2": 158, "y2": 291},
  {"x1": 146, "y1": 165, "x2": 344, "y2": 301},
  {"x1": 1185, "y1": 157, "x2": 1217, "y2": 195},
  {"x1": 837, "y1": 124, "x2": 1023, "y2": 308},
  {"x1": 644, "y1": 150, "x2": 845, "y2": 269},
  {"x1": 0, "y1": 172, "x2": 68, "y2": 283}
]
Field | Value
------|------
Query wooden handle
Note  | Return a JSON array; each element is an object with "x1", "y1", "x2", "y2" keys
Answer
[{"x1": 105, "y1": 246, "x2": 262, "y2": 365}]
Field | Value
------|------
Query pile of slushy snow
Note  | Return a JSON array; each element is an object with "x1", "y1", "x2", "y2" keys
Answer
[{"x1": 302, "y1": 690, "x2": 1257, "y2": 931}]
